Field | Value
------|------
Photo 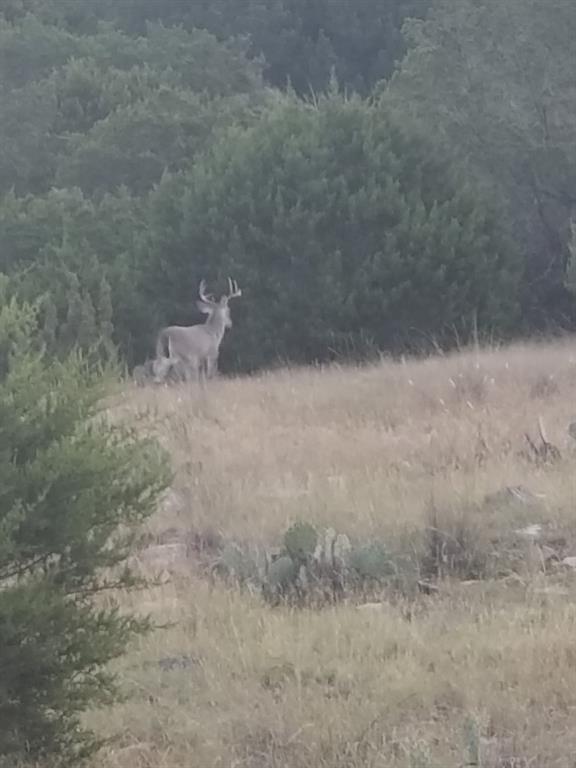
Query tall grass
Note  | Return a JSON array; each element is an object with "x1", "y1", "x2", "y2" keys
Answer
[{"x1": 92, "y1": 340, "x2": 576, "y2": 767}]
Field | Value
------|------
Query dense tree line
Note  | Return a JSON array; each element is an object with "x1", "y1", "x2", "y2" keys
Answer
[
  {"x1": 0, "y1": 0, "x2": 574, "y2": 372},
  {"x1": 386, "y1": 0, "x2": 576, "y2": 330},
  {"x1": 142, "y1": 92, "x2": 520, "y2": 370},
  {"x1": 2, "y1": 0, "x2": 431, "y2": 94}
]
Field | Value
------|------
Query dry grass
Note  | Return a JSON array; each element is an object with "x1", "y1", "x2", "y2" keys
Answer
[{"x1": 90, "y1": 340, "x2": 576, "y2": 767}]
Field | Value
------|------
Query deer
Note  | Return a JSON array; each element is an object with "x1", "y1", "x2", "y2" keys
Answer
[{"x1": 155, "y1": 278, "x2": 242, "y2": 383}]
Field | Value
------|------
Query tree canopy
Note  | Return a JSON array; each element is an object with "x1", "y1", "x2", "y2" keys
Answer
[
  {"x1": 141, "y1": 93, "x2": 520, "y2": 370},
  {"x1": 386, "y1": 0, "x2": 576, "y2": 328},
  {"x1": 0, "y1": 0, "x2": 574, "y2": 369}
]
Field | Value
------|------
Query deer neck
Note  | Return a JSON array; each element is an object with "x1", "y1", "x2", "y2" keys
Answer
[{"x1": 205, "y1": 312, "x2": 228, "y2": 343}]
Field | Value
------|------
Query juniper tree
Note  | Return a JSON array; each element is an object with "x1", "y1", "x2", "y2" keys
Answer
[{"x1": 0, "y1": 288, "x2": 170, "y2": 765}]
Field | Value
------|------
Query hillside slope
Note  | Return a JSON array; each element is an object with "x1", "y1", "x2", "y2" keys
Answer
[{"x1": 94, "y1": 341, "x2": 576, "y2": 767}]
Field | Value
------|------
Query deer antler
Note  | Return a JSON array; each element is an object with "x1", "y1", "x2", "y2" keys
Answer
[
  {"x1": 227, "y1": 277, "x2": 242, "y2": 299},
  {"x1": 198, "y1": 279, "x2": 217, "y2": 305}
]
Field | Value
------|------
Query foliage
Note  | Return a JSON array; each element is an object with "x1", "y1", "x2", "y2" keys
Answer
[
  {"x1": 0, "y1": 187, "x2": 147, "y2": 361},
  {"x1": 143, "y1": 91, "x2": 521, "y2": 371},
  {"x1": 6, "y1": 0, "x2": 425, "y2": 97},
  {"x1": 0, "y1": 9, "x2": 268, "y2": 366},
  {"x1": 96, "y1": 0, "x2": 430, "y2": 94},
  {"x1": 1, "y1": 0, "x2": 573, "y2": 372},
  {"x1": 348, "y1": 542, "x2": 396, "y2": 583},
  {"x1": 212, "y1": 522, "x2": 403, "y2": 608},
  {"x1": 0, "y1": 292, "x2": 171, "y2": 765},
  {"x1": 0, "y1": 14, "x2": 265, "y2": 195},
  {"x1": 386, "y1": 0, "x2": 576, "y2": 328}
]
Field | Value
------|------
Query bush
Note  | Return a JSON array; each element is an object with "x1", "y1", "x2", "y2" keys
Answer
[
  {"x1": 0, "y1": 288, "x2": 170, "y2": 765},
  {"x1": 144, "y1": 90, "x2": 521, "y2": 372}
]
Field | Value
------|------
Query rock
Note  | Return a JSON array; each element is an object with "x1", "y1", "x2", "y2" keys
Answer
[
  {"x1": 157, "y1": 654, "x2": 196, "y2": 671},
  {"x1": 502, "y1": 573, "x2": 526, "y2": 586},
  {"x1": 532, "y1": 586, "x2": 569, "y2": 596},
  {"x1": 417, "y1": 580, "x2": 440, "y2": 595},
  {"x1": 159, "y1": 489, "x2": 186, "y2": 515},
  {"x1": 137, "y1": 542, "x2": 188, "y2": 570},
  {"x1": 485, "y1": 485, "x2": 544, "y2": 508},
  {"x1": 514, "y1": 524, "x2": 542, "y2": 539},
  {"x1": 561, "y1": 556, "x2": 576, "y2": 569},
  {"x1": 356, "y1": 602, "x2": 386, "y2": 611},
  {"x1": 155, "y1": 527, "x2": 185, "y2": 545},
  {"x1": 141, "y1": 654, "x2": 197, "y2": 672},
  {"x1": 568, "y1": 421, "x2": 576, "y2": 441}
]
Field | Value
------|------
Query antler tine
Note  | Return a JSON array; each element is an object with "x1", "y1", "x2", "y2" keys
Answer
[
  {"x1": 227, "y1": 277, "x2": 242, "y2": 299},
  {"x1": 198, "y1": 279, "x2": 215, "y2": 304}
]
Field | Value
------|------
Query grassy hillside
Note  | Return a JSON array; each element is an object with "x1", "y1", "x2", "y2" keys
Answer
[{"x1": 92, "y1": 341, "x2": 576, "y2": 767}]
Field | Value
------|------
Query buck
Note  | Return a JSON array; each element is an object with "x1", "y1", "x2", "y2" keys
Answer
[{"x1": 155, "y1": 278, "x2": 242, "y2": 383}]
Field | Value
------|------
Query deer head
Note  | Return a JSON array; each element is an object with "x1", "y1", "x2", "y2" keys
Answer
[{"x1": 196, "y1": 277, "x2": 242, "y2": 329}]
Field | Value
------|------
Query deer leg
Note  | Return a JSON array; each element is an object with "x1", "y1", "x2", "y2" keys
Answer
[
  {"x1": 206, "y1": 355, "x2": 218, "y2": 379},
  {"x1": 198, "y1": 358, "x2": 208, "y2": 389},
  {"x1": 184, "y1": 361, "x2": 195, "y2": 383},
  {"x1": 181, "y1": 358, "x2": 200, "y2": 384}
]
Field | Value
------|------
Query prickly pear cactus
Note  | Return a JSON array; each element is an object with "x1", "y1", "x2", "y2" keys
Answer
[
  {"x1": 333, "y1": 533, "x2": 352, "y2": 568},
  {"x1": 261, "y1": 524, "x2": 401, "y2": 606},
  {"x1": 267, "y1": 555, "x2": 298, "y2": 588},
  {"x1": 349, "y1": 542, "x2": 395, "y2": 581},
  {"x1": 217, "y1": 542, "x2": 259, "y2": 583},
  {"x1": 284, "y1": 522, "x2": 318, "y2": 563},
  {"x1": 322, "y1": 528, "x2": 337, "y2": 564},
  {"x1": 262, "y1": 554, "x2": 299, "y2": 605}
]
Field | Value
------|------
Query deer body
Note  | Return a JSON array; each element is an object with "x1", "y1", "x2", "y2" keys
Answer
[{"x1": 155, "y1": 278, "x2": 241, "y2": 383}]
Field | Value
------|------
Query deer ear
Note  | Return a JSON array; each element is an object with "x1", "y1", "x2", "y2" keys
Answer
[{"x1": 196, "y1": 300, "x2": 212, "y2": 314}]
